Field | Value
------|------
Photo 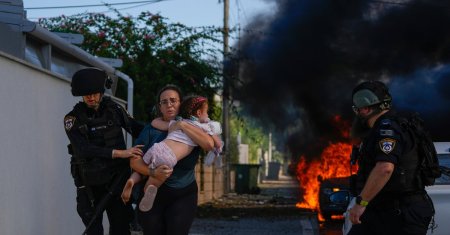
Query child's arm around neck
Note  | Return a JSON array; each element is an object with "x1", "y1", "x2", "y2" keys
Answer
[{"x1": 151, "y1": 117, "x2": 170, "y2": 131}]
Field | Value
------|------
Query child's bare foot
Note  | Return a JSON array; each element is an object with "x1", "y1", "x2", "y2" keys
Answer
[
  {"x1": 121, "y1": 179, "x2": 134, "y2": 204},
  {"x1": 139, "y1": 185, "x2": 158, "y2": 212}
]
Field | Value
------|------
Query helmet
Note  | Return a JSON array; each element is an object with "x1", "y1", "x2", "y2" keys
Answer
[
  {"x1": 352, "y1": 81, "x2": 392, "y2": 109},
  {"x1": 71, "y1": 68, "x2": 112, "y2": 96}
]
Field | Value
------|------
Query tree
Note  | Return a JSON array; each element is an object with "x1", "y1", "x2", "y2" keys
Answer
[{"x1": 39, "y1": 10, "x2": 224, "y2": 121}]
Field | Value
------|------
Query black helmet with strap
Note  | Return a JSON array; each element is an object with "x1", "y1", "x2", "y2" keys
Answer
[
  {"x1": 352, "y1": 80, "x2": 392, "y2": 110},
  {"x1": 71, "y1": 67, "x2": 113, "y2": 96}
]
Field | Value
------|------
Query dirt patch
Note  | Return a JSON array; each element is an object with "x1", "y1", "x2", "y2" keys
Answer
[{"x1": 197, "y1": 192, "x2": 316, "y2": 218}]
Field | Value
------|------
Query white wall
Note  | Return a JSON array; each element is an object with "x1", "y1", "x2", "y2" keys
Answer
[
  {"x1": 238, "y1": 144, "x2": 249, "y2": 164},
  {"x1": 0, "y1": 52, "x2": 85, "y2": 235}
]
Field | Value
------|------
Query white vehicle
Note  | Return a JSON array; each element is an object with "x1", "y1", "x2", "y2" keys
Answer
[{"x1": 426, "y1": 142, "x2": 450, "y2": 235}]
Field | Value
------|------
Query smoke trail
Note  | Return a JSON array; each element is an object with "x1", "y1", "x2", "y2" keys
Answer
[{"x1": 231, "y1": 0, "x2": 450, "y2": 158}]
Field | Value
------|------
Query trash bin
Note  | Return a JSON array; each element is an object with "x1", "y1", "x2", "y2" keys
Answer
[
  {"x1": 267, "y1": 162, "x2": 281, "y2": 180},
  {"x1": 233, "y1": 164, "x2": 260, "y2": 194}
]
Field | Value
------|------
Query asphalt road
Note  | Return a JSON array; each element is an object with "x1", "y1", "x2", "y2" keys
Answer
[
  {"x1": 190, "y1": 217, "x2": 319, "y2": 235},
  {"x1": 189, "y1": 175, "x2": 342, "y2": 235}
]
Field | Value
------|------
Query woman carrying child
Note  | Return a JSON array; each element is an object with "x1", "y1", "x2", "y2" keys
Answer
[{"x1": 127, "y1": 85, "x2": 216, "y2": 235}]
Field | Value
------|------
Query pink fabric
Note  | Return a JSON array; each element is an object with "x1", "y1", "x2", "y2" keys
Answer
[{"x1": 142, "y1": 141, "x2": 177, "y2": 169}]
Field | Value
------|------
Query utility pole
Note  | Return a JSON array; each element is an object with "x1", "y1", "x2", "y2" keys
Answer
[
  {"x1": 222, "y1": 0, "x2": 231, "y2": 193},
  {"x1": 269, "y1": 132, "x2": 272, "y2": 162}
]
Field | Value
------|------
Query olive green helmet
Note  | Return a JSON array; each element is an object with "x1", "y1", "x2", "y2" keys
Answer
[{"x1": 352, "y1": 81, "x2": 392, "y2": 110}]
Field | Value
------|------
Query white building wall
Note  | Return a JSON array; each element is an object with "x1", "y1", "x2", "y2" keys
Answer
[
  {"x1": 0, "y1": 51, "x2": 86, "y2": 235},
  {"x1": 238, "y1": 144, "x2": 249, "y2": 164}
]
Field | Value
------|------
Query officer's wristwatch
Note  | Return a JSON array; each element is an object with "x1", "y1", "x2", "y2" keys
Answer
[{"x1": 356, "y1": 195, "x2": 369, "y2": 207}]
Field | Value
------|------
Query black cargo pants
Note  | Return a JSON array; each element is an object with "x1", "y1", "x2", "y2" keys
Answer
[
  {"x1": 77, "y1": 184, "x2": 133, "y2": 235},
  {"x1": 348, "y1": 193, "x2": 434, "y2": 235}
]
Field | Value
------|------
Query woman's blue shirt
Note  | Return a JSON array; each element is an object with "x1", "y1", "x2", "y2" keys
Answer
[{"x1": 135, "y1": 124, "x2": 200, "y2": 188}]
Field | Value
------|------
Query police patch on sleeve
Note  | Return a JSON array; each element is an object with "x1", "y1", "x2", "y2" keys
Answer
[
  {"x1": 379, "y1": 138, "x2": 396, "y2": 154},
  {"x1": 64, "y1": 116, "x2": 76, "y2": 131}
]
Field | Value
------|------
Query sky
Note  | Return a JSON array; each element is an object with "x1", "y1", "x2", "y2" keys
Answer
[{"x1": 23, "y1": 0, "x2": 274, "y2": 31}]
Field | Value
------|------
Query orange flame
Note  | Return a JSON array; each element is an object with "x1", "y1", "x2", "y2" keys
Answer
[
  {"x1": 295, "y1": 143, "x2": 352, "y2": 209},
  {"x1": 295, "y1": 115, "x2": 354, "y2": 220}
]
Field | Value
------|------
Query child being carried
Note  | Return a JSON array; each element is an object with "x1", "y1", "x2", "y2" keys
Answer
[{"x1": 121, "y1": 95, "x2": 223, "y2": 211}]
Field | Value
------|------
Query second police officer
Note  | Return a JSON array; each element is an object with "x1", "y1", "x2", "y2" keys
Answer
[
  {"x1": 347, "y1": 81, "x2": 435, "y2": 235},
  {"x1": 64, "y1": 68, "x2": 144, "y2": 235}
]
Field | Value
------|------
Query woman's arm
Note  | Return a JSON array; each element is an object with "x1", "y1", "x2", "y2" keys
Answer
[
  {"x1": 173, "y1": 121, "x2": 214, "y2": 151},
  {"x1": 130, "y1": 157, "x2": 173, "y2": 181}
]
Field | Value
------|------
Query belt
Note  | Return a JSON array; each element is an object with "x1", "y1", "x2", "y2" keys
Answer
[{"x1": 370, "y1": 192, "x2": 428, "y2": 209}]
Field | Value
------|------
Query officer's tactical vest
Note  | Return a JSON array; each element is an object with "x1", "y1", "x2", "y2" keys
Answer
[
  {"x1": 357, "y1": 118, "x2": 422, "y2": 195},
  {"x1": 71, "y1": 97, "x2": 129, "y2": 186}
]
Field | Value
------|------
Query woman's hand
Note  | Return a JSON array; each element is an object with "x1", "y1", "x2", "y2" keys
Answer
[
  {"x1": 113, "y1": 145, "x2": 144, "y2": 159},
  {"x1": 150, "y1": 165, "x2": 173, "y2": 181}
]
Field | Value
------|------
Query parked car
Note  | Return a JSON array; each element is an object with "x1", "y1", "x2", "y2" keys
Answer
[
  {"x1": 426, "y1": 142, "x2": 450, "y2": 235},
  {"x1": 319, "y1": 176, "x2": 351, "y2": 220}
]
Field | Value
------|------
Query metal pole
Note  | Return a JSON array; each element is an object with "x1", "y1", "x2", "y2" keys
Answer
[
  {"x1": 114, "y1": 70, "x2": 134, "y2": 148},
  {"x1": 222, "y1": 0, "x2": 231, "y2": 193}
]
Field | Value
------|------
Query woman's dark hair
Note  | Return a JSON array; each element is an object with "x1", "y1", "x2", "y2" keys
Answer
[
  {"x1": 179, "y1": 95, "x2": 208, "y2": 119},
  {"x1": 157, "y1": 84, "x2": 182, "y2": 103},
  {"x1": 153, "y1": 84, "x2": 183, "y2": 118}
]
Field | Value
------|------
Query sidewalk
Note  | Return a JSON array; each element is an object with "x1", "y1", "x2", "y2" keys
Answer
[{"x1": 190, "y1": 175, "x2": 320, "y2": 235}]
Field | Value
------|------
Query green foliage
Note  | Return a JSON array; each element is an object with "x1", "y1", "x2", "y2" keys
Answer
[
  {"x1": 39, "y1": 10, "x2": 224, "y2": 121},
  {"x1": 271, "y1": 151, "x2": 284, "y2": 163},
  {"x1": 229, "y1": 109, "x2": 269, "y2": 164}
]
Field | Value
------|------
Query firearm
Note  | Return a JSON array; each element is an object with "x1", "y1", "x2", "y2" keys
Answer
[{"x1": 82, "y1": 168, "x2": 130, "y2": 235}]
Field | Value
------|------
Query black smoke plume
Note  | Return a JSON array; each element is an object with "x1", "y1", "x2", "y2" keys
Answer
[{"x1": 229, "y1": 0, "x2": 450, "y2": 160}]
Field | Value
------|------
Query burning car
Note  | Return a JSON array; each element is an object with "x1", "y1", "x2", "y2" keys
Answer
[
  {"x1": 318, "y1": 176, "x2": 351, "y2": 220},
  {"x1": 295, "y1": 141, "x2": 353, "y2": 220},
  {"x1": 426, "y1": 142, "x2": 450, "y2": 235}
]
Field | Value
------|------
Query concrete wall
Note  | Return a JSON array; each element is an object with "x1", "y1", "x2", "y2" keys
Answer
[
  {"x1": 196, "y1": 165, "x2": 224, "y2": 204},
  {"x1": 0, "y1": 51, "x2": 85, "y2": 234}
]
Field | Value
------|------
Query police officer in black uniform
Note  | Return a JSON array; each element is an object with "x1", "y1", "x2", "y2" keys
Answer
[
  {"x1": 347, "y1": 81, "x2": 434, "y2": 235},
  {"x1": 64, "y1": 68, "x2": 144, "y2": 235}
]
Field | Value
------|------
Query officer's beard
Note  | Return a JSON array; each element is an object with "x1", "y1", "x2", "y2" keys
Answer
[
  {"x1": 350, "y1": 106, "x2": 384, "y2": 140},
  {"x1": 85, "y1": 96, "x2": 103, "y2": 110},
  {"x1": 350, "y1": 115, "x2": 370, "y2": 141},
  {"x1": 86, "y1": 103, "x2": 100, "y2": 110}
]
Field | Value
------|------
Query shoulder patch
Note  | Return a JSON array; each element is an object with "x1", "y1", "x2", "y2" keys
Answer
[
  {"x1": 64, "y1": 116, "x2": 76, "y2": 131},
  {"x1": 379, "y1": 138, "x2": 396, "y2": 154}
]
